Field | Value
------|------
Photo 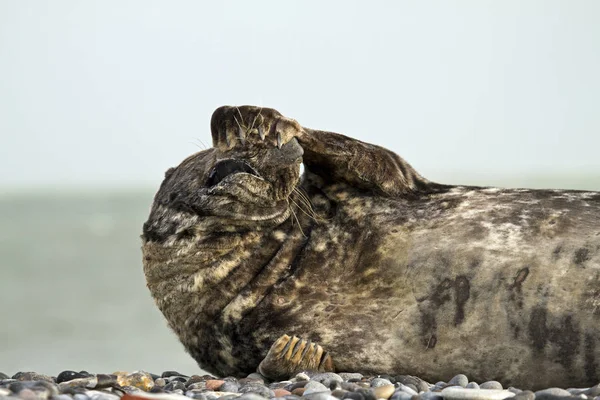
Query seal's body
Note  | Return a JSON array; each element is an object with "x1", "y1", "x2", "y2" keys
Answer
[{"x1": 142, "y1": 106, "x2": 600, "y2": 389}]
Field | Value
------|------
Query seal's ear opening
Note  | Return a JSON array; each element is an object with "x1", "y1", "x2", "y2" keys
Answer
[{"x1": 206, "y1": 159, "x2": 259, "y2": 187}]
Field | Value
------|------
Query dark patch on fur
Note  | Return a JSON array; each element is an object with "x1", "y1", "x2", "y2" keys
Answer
[
  {"x1": 529, "y1": 306, "x2": 549, "y2": 351},
  {"x1": 584, "y1": 334, "x2": 597, "y2": 383},
  {"x1": 509, "y1": 267, "x2": 530, "y2": 309},
  {"x1": 549, "y1": 314, "x2": 581, "y2": 372},
  {"x1": 574, "y1": 247, "x2": 591, "y2": 265},
  {"x1": 454, "y1": 275, "x2": 470, "y2": 325},
  {"x1": 553, "y1": 245, "x2": 562, "y2": 260}
]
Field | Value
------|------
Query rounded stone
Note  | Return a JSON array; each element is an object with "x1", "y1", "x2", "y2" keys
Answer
[
  {"x1": 164, "y1": 381, "x2": 186, "y2": 391},
  {"x1": 511, "y1": 391, "x2": 535, "y2": 400},
  {"x1": 161, "y1": 371, "x2": 189, "y2": 378},
  {"x1": 239, "y1": 384, "x2": 274, "y2": 398},
  {"x1": 534, "y1": 388, "x2": 572, "y2": 399},
  {"x1": 274, "y1": 389, "x2": 292, "y2": 397},
  {"x1": 221, "y1": 382, "x2": 240, "y2": 393},
  {"x1": 342, "y1": 392, "x2": 364, "y2": 400},
  {"x1": 448, "y1": 375, "x2": 469, "y2": 388},
  {"x1": 441, "y1": 387, "x2": 515, "y2": 400},
  {"x1": 338, "y1": 374, "x2": 363, "y2": 382},
  {"x1": 396, "y1": 384, "x2": 418, "y2": 396},
  {"x1": 57, "y1": 371, "x2": 88, "y2": 384},
  {"x1": 370, "y1": 379, "x2": 392, "y2": 389},
  {"x1": 0, "y1": 373, "x2": 9, "y2": 380},
  {"x1": 304, "y1": 381, "x2": 329, "y2": 392},
  {"x1": 295, "y1": 373, "x2": 311, "y2": 382},
  {"x1": 292, "y1": 388, "x2": 306, "y2": 396},
  {"x1": 331, "y1": 390, "x2": 348, "y2": 399},
  {"x1": 480, "y1": 382, "x2": 503, "y2": 390},
  {"x1": 12, "y1": 372, "x2": 54, "y2": 383},
  {"x1": 390, "y1": 392, "x2": 414, "y2": 400},
  {"x1": 312, "y1": 373, "x2": 344, "y2": 388},
  {"x1": 239, "y1": 394, "x2": 269, "y2": 400},
  {"x1": 372, "y1": 384, "x2": 395, "y2": 399},
  {"x1": 466, "y1": 383, "x2": 480, "y2": 390},
  {"x1": 206, "y1": 380, "x2": 226, "y2": 391},
  {"x1": 395, "y1": 376, "x2": 429, "y2": 393}
]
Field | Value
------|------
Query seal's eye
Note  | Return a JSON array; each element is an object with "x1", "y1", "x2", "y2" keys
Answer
[{"x1": 206, "y1": 159, "x2": 259, "y2": 187}]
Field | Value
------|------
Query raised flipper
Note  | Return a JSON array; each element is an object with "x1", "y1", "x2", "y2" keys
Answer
[{"x1": 258, "y1": 334, "x2": 335, "y2": 380}]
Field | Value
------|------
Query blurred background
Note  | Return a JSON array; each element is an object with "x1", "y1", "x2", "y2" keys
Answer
[{"x1": 1, "y1": 1, "x2": 599, "y2": 376}]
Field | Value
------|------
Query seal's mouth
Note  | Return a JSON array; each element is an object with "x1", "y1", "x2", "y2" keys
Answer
[{"x1": 206, "y1": 159, "x2": 260, "y2": 187}]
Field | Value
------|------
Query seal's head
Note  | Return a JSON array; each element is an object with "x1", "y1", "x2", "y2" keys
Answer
[{"x1": 143, "y1": 106, "x2": 305, "y2": 239}]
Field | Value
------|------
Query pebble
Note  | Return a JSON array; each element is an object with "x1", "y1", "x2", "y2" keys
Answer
[
  {"x1": 396, "y1": 384, "x2": 418, "y2": 396},
  {"x1": 441, "y1": 387, "x2": 515, "y2": 400},
  {"x1": 534, "y1": 388, "x2": 573, "y2": 400},
  {"x1": 372, "y1": 384, "x2": 395, "y2": 399},
  {"x1": 480, "y1": 381, "x2": 503, "y2": 390},
  {"x1": 295, "y1": 373, "x2": 311, "y2": 382},
  {"x1": 312, "y1": 373, "x2": 344, "y2": 388},
  {"x1": 370, "y1": 379, "x2": 392, "y2": 388},
  {"x1": 448, "y1": 375, "x2": 469, "y2": 388},
  {"x1": 304, "y1": 381, "x2": 330, "y2": 394},
  {"x1": 512, "y1": 391, "x2": 535, "y2": 400},
  {"x1": 292, "y1": 388, "x2": 306, "y2": 396},
  {"x1": 205, "y1": 380, "x2": 225, "y2": 391},
  {"x1": 274, "y1": 388, "x2": 292, "y2": 397},
  {"x1": 390, "y1": 392, "x2": 414, "y2": 400},
  {"x1": 12, "y1": 372, "x2": 54, "y2": 383},
  {"x1": 2, "y1": 368, "x2": 598, "y2": 400},
  {"x1": 338, "y1": 374, "x2": 363, "y2": 382},
  {"x1": 221, "y1": 382, "x2": 241, "y2": 393},
  {"x1": 116, "y1": 372, "x2": 155, "y2": 391}
]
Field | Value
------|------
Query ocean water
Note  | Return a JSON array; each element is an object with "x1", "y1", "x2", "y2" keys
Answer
[
  {"x1": 1, "y1": 175, "x2": 598, "y2": 376},
  {"x1": 0, "y1": 190, "x2": 201, "y2": 376}
]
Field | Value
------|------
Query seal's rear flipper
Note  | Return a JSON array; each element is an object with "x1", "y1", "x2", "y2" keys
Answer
[{"x1": 258, "y1": 334, "x2": 335, "y2": 380}]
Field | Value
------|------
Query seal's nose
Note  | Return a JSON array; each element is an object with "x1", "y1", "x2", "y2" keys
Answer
[{"x1": 265, "y1": 138, "x2": 304, "y2": 166}]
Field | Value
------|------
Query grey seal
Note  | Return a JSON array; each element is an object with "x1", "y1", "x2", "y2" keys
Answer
[{"x1": 142, "y1": 105, "x2": 600, "y2": 390}]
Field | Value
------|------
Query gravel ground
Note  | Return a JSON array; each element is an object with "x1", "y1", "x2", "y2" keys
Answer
[{"x1": 1, "y1": 370, "x2": 599, "y2": 400}]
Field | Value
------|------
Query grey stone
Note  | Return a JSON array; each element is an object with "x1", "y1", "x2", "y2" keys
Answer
[
  {"x1": 584, "y1": 386, "x2": 600, "y2": 397},
  {"x1": 390, "y1": 392, "x2": 414, "y2": 400},
  {"x1": 480, "y1": 382, "x2": 503, "y2": 391},
  {"x1": 508, "y1": 389, "x2": 523, "y2": 395},
  {"x1": 338, "y1": 374, "x2": 363, "y2": 382},
  {"x1": 73, "y1": 394, "x2": 89, "y2": 400},
  {"x1": 304, "y1": 382, "x2": 329, "y2": 394},
  {"x1": 239, "y1": 384, "x2": 274, "y2": 398},
  {"x1": 466, "y1": 383, "x2": 480, "y2": 390},
  {"x1": 295, "y1": 374, "x2": 311, "y2": 382},
  {"x1": 512, "y1": 391, "x2": 535, "y2": 400},
  {"x1": 396, "y1": 384, "x2": 418, "y2": 396},
  {"x1": 371, "y1": 379, "x2": 392, "y2": 389},
  {"x1": 395, "y1": 376, "x2": 430, "y2": 394},
  {"x1": 311, "y1": 374, "x2": 343, "y2": 389},
  {"x1": 302, "y1": 391, "x2": 334, "y2": 400},
  {"x1": 441, "y1": 387, "x2": 515, "y2": 400},
  {"x1": 413, "y1": 392, "x2": 443, "y2": 400},
  {"x1": 221, "y1": 382, "x2": 240, "y2": 393},
  {"x1": 448, "y1": 375, "x2": 469, "y2": 388},
  {"x1": 534, "y1": 388, "x2": 572, "y2": 400}
]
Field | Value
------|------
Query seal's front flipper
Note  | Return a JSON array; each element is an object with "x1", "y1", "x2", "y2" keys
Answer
[{"x1": 258, "y1": 334, "x2": 335, "y2": 380}]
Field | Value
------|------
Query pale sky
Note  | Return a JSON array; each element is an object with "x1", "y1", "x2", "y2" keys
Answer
[{"x1": 1, "y1": 1, "x2": 599, "y2": 189}]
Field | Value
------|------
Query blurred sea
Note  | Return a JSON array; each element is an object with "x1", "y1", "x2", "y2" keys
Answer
[{"x1": 0, "y1": 174, "x2": 598, "y2": 376}]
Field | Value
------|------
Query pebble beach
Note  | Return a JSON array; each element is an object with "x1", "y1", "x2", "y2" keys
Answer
[{"x1": 1, "y1": 370, "x2": 599, "y2": 400}]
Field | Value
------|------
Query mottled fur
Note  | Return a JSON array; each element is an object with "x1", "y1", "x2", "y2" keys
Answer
[{"x1": 142, "y1": 105, "x2": 600, "y2": 390}]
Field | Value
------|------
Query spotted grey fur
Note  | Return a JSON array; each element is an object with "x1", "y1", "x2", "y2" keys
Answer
[{"x1": 142, "y1": 105, "x2": 600, "y2": 390}]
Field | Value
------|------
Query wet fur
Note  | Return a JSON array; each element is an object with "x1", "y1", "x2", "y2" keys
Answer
[{"x1": 142, "y1": 106, "x2": 600, "y2": 390}]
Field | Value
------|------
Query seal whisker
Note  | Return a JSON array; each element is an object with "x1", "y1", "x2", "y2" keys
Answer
[
  {"x1": 249, "y1": 107, "x2": 263, "y2": 133},
  {"x1": 288, "y1": 202, "x2": 306, "y2": 237},
  {"x1": 289, "y1": 194, "x2": 317, "y2": 224}
]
